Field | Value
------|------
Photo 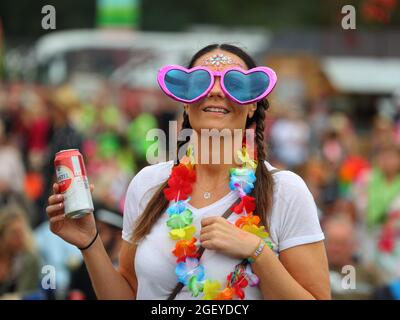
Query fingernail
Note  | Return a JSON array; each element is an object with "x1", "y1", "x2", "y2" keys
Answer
[
  {"x1": 58, "y1": 195, "x2": 63, "y2": 200},
  {"x1": 59, "y1": 203, "x2": 63, "y2": 208}
]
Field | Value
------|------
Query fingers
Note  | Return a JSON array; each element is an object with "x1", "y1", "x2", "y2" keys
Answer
[
  {"x1": 200, "y1": 240, "x2": 214, "y2": 250},
  {"x1": 49, "y1": 213, "x2": 65, "y2": 224},
  {"x1": 47, "y1": 186, "x2": 64, "y2": 218},
  {"x1": 200, "y1": 217, "x2": 235, "y2": 248},
  {"x1": 199, "y1": 230, "x2": 213, "y2": 243},
  {"x1": 200, "y1": 224, "x2": 213, "y2": 234},
  {"x1": 48, "y1": 194, "x2": 63, "y2": 205},
  {"x1": 46, "y1": 202, "x2": 64, "y2": 218},
  {"x1": 201, "y1": 216, "x2": 219, "y2": 227},
  {"x1": 200, "y1": 224, "x2": 225, "y2": 242},
  {"x1": 201, "y1": 217, "x2": 231, "y2": 233},
  {"x1": 201, "y1": 238, "x2": 223, "y2": 251}
]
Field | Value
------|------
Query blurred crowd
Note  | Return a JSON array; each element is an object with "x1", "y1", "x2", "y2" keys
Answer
[
  {"x1": 265, "y1": 80, "x2": 400, "y2": 299},
  {"x1": 0, "y1": 80, "x2": 178, "y2": 299},
  {"x1": 1, "y1": 65, "x2": 400, "y2": 299}
]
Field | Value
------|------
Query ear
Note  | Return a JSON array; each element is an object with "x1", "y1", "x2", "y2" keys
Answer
[{"x1": 248, "y1": 103, "x2": 257, "y2": 119}]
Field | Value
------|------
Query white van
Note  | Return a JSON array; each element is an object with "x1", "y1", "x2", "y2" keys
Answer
[{"x1": 27, "y1": 28, "x2": 270, "y2": 89}]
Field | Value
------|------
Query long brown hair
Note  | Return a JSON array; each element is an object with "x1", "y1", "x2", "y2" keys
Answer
[{"x1": 131, "y1": 44, "x2": 275, "y2": 244}]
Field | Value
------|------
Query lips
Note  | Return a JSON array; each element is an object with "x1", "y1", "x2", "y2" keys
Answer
[{"x1": 202, "y1": 105, "x2": 230, "y2": 114}]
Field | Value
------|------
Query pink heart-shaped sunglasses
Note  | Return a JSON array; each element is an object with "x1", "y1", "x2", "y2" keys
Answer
[{"x1": 157, "y1": 65, "x2": 277, "y2": 105}]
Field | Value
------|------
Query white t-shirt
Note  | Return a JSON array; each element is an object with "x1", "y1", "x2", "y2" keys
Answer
[{"x1": 122, "y1": 160, "x2": 325, "y2": 300}]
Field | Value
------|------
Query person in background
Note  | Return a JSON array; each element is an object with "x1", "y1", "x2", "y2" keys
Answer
[
  {"x1": 372, "y1": 195, "x2": 400, "y2": 296},
  {"x1": 370, "y1": 116, "x2": 395, "y2": 157},
  {"x1": 39, "y1": 86, "x2": 83, "y2": 224},
  {"x1": 0, "y1": 116, "x2": 25, "y2": 195},
  {"x1": 297, "y1": 158, "x2": 327, "y2": 217},
  {"x1": 269, "y1": 107, "x2": 311, "y2": 170},
  {"x1": 19, "y1": 89, "x2": 51, "y2": 226},
  {"x1": 67, "y1": 205, "x2": 123, "y2": 300},
  {"x1": 0, "y1": 205, "x2": 41, "y2": 299},
  {"x1": 19, "y1": 89, "x2": 51, "y2": 169},
  {"x1": 34, "y1": 220, "x2": 82, "y2": 300},
  {"x1": 126, "y1": 98, "x2": 159, "y2": 169},
  {"x1": 323, "y1": 214, "x2": 383, "y2": 300},
  {"x1": 365, "y1": 144, "x2": 400, "y2": 228},
  {"x1": 0, "y1": 116, "x2": 38, "y2": 226}
]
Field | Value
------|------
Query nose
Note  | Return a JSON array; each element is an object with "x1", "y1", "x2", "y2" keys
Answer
[{"x1": 207, "y1": 76, "x2": 225, "y2": 99}]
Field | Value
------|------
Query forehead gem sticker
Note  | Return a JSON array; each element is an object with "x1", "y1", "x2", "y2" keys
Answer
[{"x1": 204, "y1": 53, "x2": 234, "y2": 67}]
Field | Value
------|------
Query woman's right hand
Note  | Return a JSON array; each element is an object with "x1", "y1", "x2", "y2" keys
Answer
[{"x1": 46, "y1": 183, "x2": 97, "y2": 249}]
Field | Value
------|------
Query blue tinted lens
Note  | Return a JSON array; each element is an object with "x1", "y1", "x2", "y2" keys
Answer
[
  {"x1": 224, "y1": 70, "x2": 270, "y2": 102},
  {"x1": 164, "y1": 69, "x2": 211, "y2": 101}
]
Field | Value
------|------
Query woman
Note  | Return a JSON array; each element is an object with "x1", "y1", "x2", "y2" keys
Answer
[
  {"x1": 0, "y1": 205, "x2": 41, "y2": 299},
  {"x1": 46, "y1": 44, "x2": 330, "y2": 300}
]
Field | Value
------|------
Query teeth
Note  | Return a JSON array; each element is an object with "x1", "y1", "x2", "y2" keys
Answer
[{"x1": 204, "y1": 107, "x2": 228, "y2": 114}]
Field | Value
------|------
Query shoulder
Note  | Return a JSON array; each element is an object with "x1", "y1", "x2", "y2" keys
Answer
[
  {"x1": 122, "y1": 161, "x2": 175, "y2": 243},
  {"x1": 129, "y1": 160, "x2": 174, "y2": 188},
  {"x1": 125, "y1": 160, "x2": 174, "y2": 206},
  {"x1": 263, "y1": 161, "x2": 324, "y2": 251},
  {"x1": 131, "y1": 160, "x2": 174, "y2": 187},
  {"x1": 263, "y1": 160, "x2": 310, "y2": 200}
]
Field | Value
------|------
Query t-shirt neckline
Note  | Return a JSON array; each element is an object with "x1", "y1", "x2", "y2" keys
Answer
[
  {"x1": 185, "y1": 190, "x2": 238, "y2": 212},
  {"x1": 170, "y1": 160, "x2": 275, "y2": 213}
]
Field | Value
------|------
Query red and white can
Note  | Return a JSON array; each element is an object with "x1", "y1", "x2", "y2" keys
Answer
[{"x1": 54, "y1": 149, "x2": 94, "y2": 219}]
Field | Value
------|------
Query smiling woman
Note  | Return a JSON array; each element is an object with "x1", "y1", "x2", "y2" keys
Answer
[{"x1": 46, "y1": 43, "x2": 331, "y2": 300}]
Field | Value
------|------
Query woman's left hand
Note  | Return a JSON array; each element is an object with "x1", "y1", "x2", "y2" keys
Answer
[{"x1": 200, "y1": 216, "x2": 260, "y2": 259}]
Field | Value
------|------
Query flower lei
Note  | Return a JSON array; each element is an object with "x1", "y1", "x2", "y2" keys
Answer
[{"x1": 163, "y1": 144, "x2": 273, "y2": 300}]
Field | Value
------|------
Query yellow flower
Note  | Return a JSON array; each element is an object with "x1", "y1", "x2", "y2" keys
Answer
[
  {"x1": 186, "y1": 144, "x2": 196, "y2": 164},
  {"x1": 169, "y1": 225, "x2": 196, "y2": 241},
  {"x1": 202, "y1": 279, "x2": 222, "y2": 300},
  {"x1": 180, "y1": 156, "x2": 193, "y2": 170},
  {"x1": 237, "y1": 147, "x2": 257, "y2": 170},
  {"x1": 180, "y1": 145, "x2": 196, "y2": 169},
  {"x1": 242, "y1": 224, "x2": 269, "y2": 239}
]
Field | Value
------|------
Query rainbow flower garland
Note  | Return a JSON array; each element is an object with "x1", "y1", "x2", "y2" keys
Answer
[{"x1": 163, "y1": 145, "x2": 272, "y2": 300}]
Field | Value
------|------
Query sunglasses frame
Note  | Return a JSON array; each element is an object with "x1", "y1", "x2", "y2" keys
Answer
[{"x1": 157, "y1": 65, "x2": 277, "y2": 105}]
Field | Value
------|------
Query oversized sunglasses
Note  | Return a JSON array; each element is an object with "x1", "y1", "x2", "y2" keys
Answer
[{"x1": 157, "y1": 65, "x2": 277, "y2": 105}]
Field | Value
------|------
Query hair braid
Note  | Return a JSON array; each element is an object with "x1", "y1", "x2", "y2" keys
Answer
[
  {"x1": 177, "y1": 111, "x2": 192, "y2": 157},
  {"x1": 252, "y1": 100, "x2": 274, "y2": 230}
]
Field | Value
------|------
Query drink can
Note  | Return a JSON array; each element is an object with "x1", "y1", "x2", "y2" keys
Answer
[{"x1": 54, "y1": 149, "x2": 94, "y2": 219}]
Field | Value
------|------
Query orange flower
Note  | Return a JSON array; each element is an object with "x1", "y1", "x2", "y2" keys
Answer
[
  {"x1": 214, "y1": 287, "x2": 234, "y2": 300},
  {"x1": 172, "y1": 238, "x2": 199, "y2": 262},
  {"x1": 235, "y1": 213, "x2": 260, "y2": 228}
]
